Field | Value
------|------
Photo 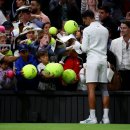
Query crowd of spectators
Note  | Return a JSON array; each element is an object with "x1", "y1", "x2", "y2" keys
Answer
[{"x1": 0, "y1": 0, "x2": 130, "y2": 91}]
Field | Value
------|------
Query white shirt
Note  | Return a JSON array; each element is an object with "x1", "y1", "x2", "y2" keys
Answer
[
  {"x1": 37, "y1": 63, "x2": 46, "y2": 73},
  {"x1": 81, "y1": 21, "x2": 109, "y2": 63},
  {"x1": 110, "y1": 37, "x2": 130, "y2": 70},
  {"x1": 120, "y1": 39, "x2": 130, "y2": 70},
  {"x1": 12, "y1": 21, "x2": 39, "y2": 37}
]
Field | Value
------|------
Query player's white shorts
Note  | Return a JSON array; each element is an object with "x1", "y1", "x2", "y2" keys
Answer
[{"x1": 86, "y1": 61, "x2": 107, "y2": 83}]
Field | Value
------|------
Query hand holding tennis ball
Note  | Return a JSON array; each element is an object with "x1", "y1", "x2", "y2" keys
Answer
[
  {"x1": 22, "y1": 64, "x2": 37, "y2": 79},
  {"x1": 26, "y1": 39, "x2": 32, "y2": 45},
  {"x1": 44, "y1": 63, "x2": 64, "y2": 78}
]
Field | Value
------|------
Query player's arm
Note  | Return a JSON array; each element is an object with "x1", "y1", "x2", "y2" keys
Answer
[{"x1": 81, "y1": 30, "x2": 90, "y2": 52}]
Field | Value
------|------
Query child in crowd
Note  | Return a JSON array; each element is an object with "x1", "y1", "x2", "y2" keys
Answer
[
  {"x1": 42, "y1": 22, "x2": 51, "y2": 33},
  {"x1": 59, "y1": 41, "x2": 83, "y2": 90},
  {"x1": 14, "y1": 43, "x2": 38, "y2": 90},
  {"x1": 0, "y1": 60, "x2": 15, "y2": 90},
  {"x1": 75, "y1": 26, "x2": 84, "y2": 42},
  {"x1": 0, "y1": 32, "x2": 6, "y2": 44},
  {"x1": 37, "y1": 50, "x2": 56, "y2": 90},
  {"x1": 2, "y1": 21, "x2": 15, "y2": 45},
  {"x1": 29, "y1": 30, "x2": 54, "y2": 56},
  {"x1": 0, "y1": 32, "x2": 13, "y2": 56}
]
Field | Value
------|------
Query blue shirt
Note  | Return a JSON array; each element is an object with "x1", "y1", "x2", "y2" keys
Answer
[{"x1": 15, "y1": 54, "x2": 38, "y2": 76}]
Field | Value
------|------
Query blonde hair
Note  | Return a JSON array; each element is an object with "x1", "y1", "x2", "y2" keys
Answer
[
  {"x1": 86, "y1": 0, "x2": 98, "y2": 10},
  {"x1": 81, "y1": 0, "x2": 98, "y2": 14}
]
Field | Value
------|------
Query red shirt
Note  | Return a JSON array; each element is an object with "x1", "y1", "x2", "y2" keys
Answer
[{"x1": 62, "y1": 56, "x2": 83, "y2": 79}]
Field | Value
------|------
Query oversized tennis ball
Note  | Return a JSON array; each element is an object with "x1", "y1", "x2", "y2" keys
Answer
[
  {"x1": 49, "y1": 37, "x2": 56, "y2": 45},
  {"x1": 64, "y1": 20, "x2": 78, "y2": 34},
  {"x1": 22, "y1": 64, "x2": 37, "y2": 79},
  {"x1": 55, "y1": 63, "x2": 64, "y2": 76},
  {"x1": 5, "y1": 50, "x2": 13, "y2": 56},
  {"x1": 49, "y1": 27, "x2": 58, "y2": 35},
  {"x1": 44, "y1": 63, "x2": 64, "y2": 78},
  {"x1": 26, "y1": 39, "x2": 32, "y2": 45},
  {"x1": 62, "y1": 69, "x2": 76, "y2": 84}
]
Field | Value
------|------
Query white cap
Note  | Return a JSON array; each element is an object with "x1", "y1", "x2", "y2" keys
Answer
[
  {"x1": 20, "y1": 26, "x2": 42, "y2": 35},
  {"x1": 72, "y1": 41, "x2": 82, "y2": 54},
  {"x1": 16, "y1": 5, "x2": 30, "y2": 13},
  {"x1": 20, "y1": 26, "x2": 34, "y2": 35}
]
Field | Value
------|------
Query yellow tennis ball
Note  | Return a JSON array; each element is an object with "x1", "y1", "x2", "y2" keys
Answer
[
  {"x1": 62, "y1": 69, "x2": 76, "y2": 84},
  {"x1": 5, "y1": 50, "x2": 13, "y2": 56},
  {"x1": 55, "y1": 63, "x2": 64, "y2": 76},
  {"x1": 64, "y1": 20, "x2": 78, "y2": 34},
  {"x1": 22, "y1": 64, "x2": 37, "y2": 79},
  {"x1": 49, "y1": 27, "x2": 58, "y2": 35},
  {"x1": 49, "y1": 37, "x2": 56, "y2": 45},
  {"x1": 44, "y1": 63, "x2": 64, "y2": 78},
  {"x1": 26, "y1": 39, "x2": 32, "y2": 45}
]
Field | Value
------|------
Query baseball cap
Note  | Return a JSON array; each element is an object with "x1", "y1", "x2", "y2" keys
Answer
[{"x1": 18, "y1": 44, "x2": 28, "y2": 52}]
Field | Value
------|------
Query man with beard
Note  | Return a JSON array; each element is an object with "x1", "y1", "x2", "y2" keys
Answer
[
  {"x1": 110, "y1": 20, "x2": 130, "y2": 90},
  {"x1": 30, "y1": 0, "x2": 50, "y2": 25},
  {"x1": 79, "y1": 10, "x2": 110, "y2": 124}
]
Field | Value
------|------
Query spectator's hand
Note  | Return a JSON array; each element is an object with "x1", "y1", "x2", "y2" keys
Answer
[
  {"x1": 72, "y1": 78, "x2": 78, "y2": 84},
  {"x1": 20, "y1": 70, "x2": 24, "y2": 77},
  {"x1": 19, "y1": 39, "x2": 28, "y2": 44},
  {"x1": 49, "y1": 73, "x2": 55, "y2": 78},
  {"x1": 31, "y1": 14, "x2": 42, "y2": 20},
  {"x1": 35, "y1": 15, "x2": 42, "y2": 20},
  {"x1": 66, "y1": 45, "x2": 73, "y2": 51},
  {"x1": 61, "y1": 80, "x2": 68, "y2": 86},
  {"x1": 42, "y1": 70, "x2": 54, "y2": 79}
]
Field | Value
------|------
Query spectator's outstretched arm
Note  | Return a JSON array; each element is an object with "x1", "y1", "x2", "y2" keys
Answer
[{"x1": 3, "y1": 56, "x2": 19, "y2": 62}]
